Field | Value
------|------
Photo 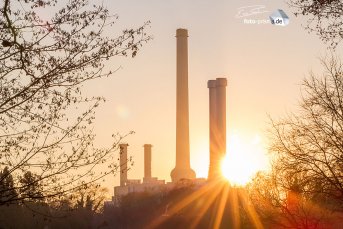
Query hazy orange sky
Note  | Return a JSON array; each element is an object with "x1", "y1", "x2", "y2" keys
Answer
[{"x1": 80, "y1": 0, "x2": 343, "y2": 190}]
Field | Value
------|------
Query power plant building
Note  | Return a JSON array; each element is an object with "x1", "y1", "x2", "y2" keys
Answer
[
  {"x1": 107, "y1": 28, "x2": 227, "y2": 207},
  {"x1": 111, "y1": 144, "x2": 167, "y2": 206}
]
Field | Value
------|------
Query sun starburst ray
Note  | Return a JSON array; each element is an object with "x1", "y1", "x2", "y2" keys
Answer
[
  {"x1": 145, "y1": 179, "x2": 223, "y2": 229},
  {"x1": 213, "y1": 183, "x2": 230, "y2": 229},
  {"x1": 189, "y1": 181, "x2": 226, "y2": 229}
]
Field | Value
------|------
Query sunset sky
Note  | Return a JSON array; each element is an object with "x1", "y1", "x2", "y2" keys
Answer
[{"x1": 81, "y1": 0, "x2": 343, "y2": 190}]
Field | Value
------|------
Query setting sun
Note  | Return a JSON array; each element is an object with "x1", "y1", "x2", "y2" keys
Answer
[{"x1": 221, "y1": 133, "x2": 268, "y2": 186}]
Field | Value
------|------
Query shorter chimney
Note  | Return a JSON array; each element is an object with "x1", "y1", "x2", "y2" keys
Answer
[
  {"x1": 144, "y1": 144, "x2": 152, "y2": 181},
  {"x1": 215, "y1": 78, "x2": 227, "y2": 162},
  {"x1": 208, "y1": 80, "x2": 218, "y2": 180},
  {"x1": 207, "y1": 78, "x2": 227, "y2": 180},
  {"x1": 119, "y1": 144, "x2": 129, "y2": 186}
]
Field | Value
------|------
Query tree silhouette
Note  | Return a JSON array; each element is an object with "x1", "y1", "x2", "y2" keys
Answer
[
  {"x1": 270, "y1": 55, "x2": 343, "y2": 206},
  {"x1": 19, "y1": 171, "x2": 44, "y2": 201},
  {"x1": 288, "y1": 0, "x2": 343, "y2": 47},
  {"x1": 0, "y1": 0, "x2": 150, "y2": 205},
  {"x1": 0, "y1": 167, "x2": 17, "y2": 204},
  {"x1": 73, "y1": 183, "x2": 108, "y2": 213},
  {"x1": 250, "y1": 54, "x2": 343, "y2": 228}
]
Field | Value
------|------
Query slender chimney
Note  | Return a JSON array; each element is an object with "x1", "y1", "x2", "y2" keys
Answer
[
  {"x1": 216, "y1": 78, "x2": 227, "y2": 163},
  {"x1": 207, "y1": 78, "x2": 227, "y2": 180},
  {"x1": 171, "y1": 28, "x2": 196, "y2": 182},
  {"x1": 119, "y1": 144, "x2": 128, "y2": 186},
  {"x1": 207, "y1": 80, "x2": 218, "y2": 180},
  {"x1": 144, "y1": 144, "x2": 152, "y2": 180}
]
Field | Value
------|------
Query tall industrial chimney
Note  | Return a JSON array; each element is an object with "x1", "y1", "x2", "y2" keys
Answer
[
  {"x1": 208, "y1": 78, "x2": 227, "y2": 180},
  {"x1": 144, "y1": 144, "x2": 152, "y2": 181},
  {"x1": 119, "y1": 144, "x2": 128, "y2": 186},
  {"x1": 171, "y1": 28, "x2": 196, "y2": 182}
]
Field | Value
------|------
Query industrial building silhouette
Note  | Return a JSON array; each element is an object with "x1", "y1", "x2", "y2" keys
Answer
[{"x1": 107, "y1": 29, "x2": 227, "y2": 206}]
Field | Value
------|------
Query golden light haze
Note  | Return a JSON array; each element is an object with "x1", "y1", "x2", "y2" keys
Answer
[
  {"x1": 222, "y1": 132, "x2": 268, "y2": 185},
  {"x1": 80, "y1": 0, "x2": 343, "y2": 190}
]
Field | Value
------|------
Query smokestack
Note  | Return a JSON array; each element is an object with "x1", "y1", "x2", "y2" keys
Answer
[
  {"x1": 171, "y1": 28, "x2": 196, "y2": 182},
  {"x1": 216, "y1": 78, "x2": 227, "y2": 161},
  {"x1": 119, "y1": 144, "x2": 128, "y2": 186},
  {"x1": 207, "y1": 80, "x2": 218, "y2": 180},
  {"x1": 144, "y1": 144, "x2": 152, "y2": 180},
  {"x1": 207, "y1": 78, "x2": 227, "y2": 180}
]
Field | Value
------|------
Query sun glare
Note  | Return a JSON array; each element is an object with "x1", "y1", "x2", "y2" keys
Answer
[{"x1": 221, "y1": 133, "x2": 268, "y2": 186}]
